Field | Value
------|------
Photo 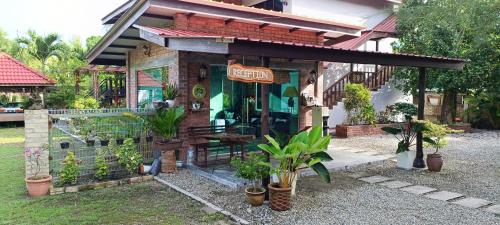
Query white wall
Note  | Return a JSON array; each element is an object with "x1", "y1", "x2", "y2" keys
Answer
[
  {"x1": 284, "y1": 0, "x2": 396, "y2": 29},
  {"x1": 327, "y1": 78, "x2": 412, "y2": 127}
]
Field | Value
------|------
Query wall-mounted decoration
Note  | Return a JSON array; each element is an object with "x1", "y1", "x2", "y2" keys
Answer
[
  {"x1": 307, "y1": 70, "x2": 318, "y2": 84},
  {"x1": 227, "y1": 63, "x2": 274, "y2": 84},
  {"x1": 192, "y1": 84, "x2": 207, "y2": 100},
  {"x1": 143, "y1": 45, "x2": 151, "y2": 57},
  {"x1": 199, "y1": 64, "x2": 208, "y2": 81}
]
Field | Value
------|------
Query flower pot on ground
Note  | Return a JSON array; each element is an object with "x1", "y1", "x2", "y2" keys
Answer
[
  {"x1": 149, "y1": 107, "x2": 185, "y2": 173},
  {"x1": 258, "y1": 126, "x2": 333, "y2": 211},
  {"x1": 396, "y1": 151, "x2": 416, "y2": 170},
  {"x1": 60, "y1": 142, "x2": 70, "y2": 149},
  {"x1": 25, "y1": 146, "x2": 52, "y2": 197},
  {"x1": 231, "y1": 153, "x2": 268, "y2": 206},
  {"x1": 421, "y1": 120, "x2": 461, "y2": 172},
  {"x1": 25, "y1": 175, "x2": 52, "y2": 197}
]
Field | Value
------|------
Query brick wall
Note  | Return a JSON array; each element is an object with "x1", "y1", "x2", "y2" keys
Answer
[
  {"x1": 174, "y1": 13, "x2": 324, "y2": 45},
  {"x1": 24, "y1": 110, "x2": 50, "y2": 178}
]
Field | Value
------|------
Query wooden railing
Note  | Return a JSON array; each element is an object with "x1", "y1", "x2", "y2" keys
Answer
[{"x1": 323, "y1": 66, "x2": 395, "y2": 108}]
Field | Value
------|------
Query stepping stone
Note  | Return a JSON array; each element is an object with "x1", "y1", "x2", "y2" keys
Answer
[
  {"x1": 452, "y1": 197, "x2": 492, "y2": 209},
  {"x1": 379, "y1": 180, "x2": 413, "y2": 189},
  {"x1": 400, "y1": 185, "x2": 437, "y2": 195},
  {"x1": 424, "y1": 191, "x2": 464, "y2": 201},
  {"x1": 484, "y1": 205, "x2": 500, "y2": 215},
  {"x1": 359, "y1": 175, "x2": 392, "y2": 184}
]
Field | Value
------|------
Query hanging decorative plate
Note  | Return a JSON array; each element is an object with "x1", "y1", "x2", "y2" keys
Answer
[{"x1": 192, "y1": 84, "x2": 206, "y2": 100}]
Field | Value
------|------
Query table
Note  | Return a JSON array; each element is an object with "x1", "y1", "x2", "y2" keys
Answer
[{"x1": 199, "y1": 133, "x2": 255, "y2": 161}]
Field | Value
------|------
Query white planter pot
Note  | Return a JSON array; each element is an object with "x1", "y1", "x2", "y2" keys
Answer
[
  {"x1": 397, "y1": 151, "x2": 415, "y2": 170},
  {"x1": 165, "y1": 100, "x2": 175, "y2": 107}
]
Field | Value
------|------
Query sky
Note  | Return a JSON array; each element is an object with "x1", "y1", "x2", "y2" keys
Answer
[{"x1": 0, "y1": 0, "x2": 128, "y2": 42}]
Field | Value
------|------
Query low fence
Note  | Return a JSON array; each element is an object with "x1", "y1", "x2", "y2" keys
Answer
[{"x1": 47, "y1": 108, "x2": 155, "y2": 183}]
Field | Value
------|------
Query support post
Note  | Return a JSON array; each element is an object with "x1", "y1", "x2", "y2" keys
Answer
[
  {"x1": 261, "y1": 56, "x2": 271, "y2": 200},
  {"x1": 414, "y1": 67, "x2": 426, "y2": 168}
]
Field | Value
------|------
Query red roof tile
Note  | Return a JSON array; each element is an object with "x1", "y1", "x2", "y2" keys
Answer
[
  {"x1": 373, "y1": 15, "x2": 397, "y2": 34},
  {"x1": 0, "y1": 52, "x2": 55, "y2": 86}
]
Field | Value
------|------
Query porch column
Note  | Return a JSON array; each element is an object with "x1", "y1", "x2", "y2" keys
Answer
[
  {"x1": 261, "y1": 56, "x2": 271, "y2": 199},
  {"x1": 414, "y1": 67, "x2": 426, "y2": 168}
]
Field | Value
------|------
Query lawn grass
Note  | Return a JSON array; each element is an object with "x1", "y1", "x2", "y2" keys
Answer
[{"x1": 0, "y1": 127, "x2": 230, "y2": 225}]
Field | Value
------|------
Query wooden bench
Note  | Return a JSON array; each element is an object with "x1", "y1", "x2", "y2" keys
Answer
[{"x1": 188, "y1": 125, "x2": 237, "y2": 167}]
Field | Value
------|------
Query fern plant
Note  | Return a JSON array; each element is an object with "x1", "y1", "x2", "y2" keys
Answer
[{"x1": 148, "y1": 107, "x2": 185, "y2": 141}]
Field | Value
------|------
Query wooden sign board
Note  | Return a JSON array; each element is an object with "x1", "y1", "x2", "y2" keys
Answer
[{"x1": 227, "y1": 64, "x2": 274, "y2": 84}]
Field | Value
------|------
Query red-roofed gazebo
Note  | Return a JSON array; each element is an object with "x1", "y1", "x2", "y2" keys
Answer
[{"x1": 0, "y1": 52, "x2": 55, "y2": 91}]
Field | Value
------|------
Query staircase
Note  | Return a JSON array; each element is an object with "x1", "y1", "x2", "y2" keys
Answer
[
  {"x1": 323, "y1": 66, "x2": 395, "y2": 108},
  {"x1": 89, "y1": 77, "x2": 126, "y2": 105}
]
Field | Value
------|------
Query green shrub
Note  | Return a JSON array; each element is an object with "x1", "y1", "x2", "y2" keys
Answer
[
  {"x1": 230, "y1": 153, "x2": 268, "y2": 191},
  {"x1": 72, "y1": 95, "x2": 99, "y2": 109},
  {"x1": 148, "y1": 107, "x2": 185, "y2": 140},
  {"x1": 343, "y1": 83, "x2": 376, "y2": 125},
  {"x1": 0, "y1": 94, "x2": 8, "y2": 105},
  {"x1": 59, "y1": 152, "x2": 79, "y2": 185},
  {"x1": 94, "y1": 152, "x2": 109, "y2": 180},
  {"x1": 465, "y1": 91, "x2": 500, "y2": 129},
  {"x1": 392, "y1": 102, "x2": 418, "y2": 121},
  {"x1": 115, "y1": 138, "x2": 143, "y2": 174}
]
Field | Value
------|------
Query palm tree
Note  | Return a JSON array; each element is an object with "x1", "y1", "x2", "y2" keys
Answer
[{"x1": 16, "y1": 30, "x2": 65, "y2": 72}]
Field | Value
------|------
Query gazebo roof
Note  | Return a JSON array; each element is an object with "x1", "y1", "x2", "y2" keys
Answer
[{"x1": 0, "y1": 52, "x2": 55, "y2": 87}]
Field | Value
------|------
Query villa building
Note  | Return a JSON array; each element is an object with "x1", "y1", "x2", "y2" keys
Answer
[{"x1": 86, "y1": 0, "x2": 464, "y2": 160}]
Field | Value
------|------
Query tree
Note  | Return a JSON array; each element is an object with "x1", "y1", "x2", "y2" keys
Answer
[
  {"x1": 393, "y1": 0, "x2": 500, "y2": 123},
  {"x1": 16, "y1": 30, "x2": 66, "y2": 73}
]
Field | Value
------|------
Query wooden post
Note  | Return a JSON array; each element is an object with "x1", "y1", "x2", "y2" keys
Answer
[
  {"x1": 261, "y1": 56, "x2": 271, "y2": 200},
  {"x1": 414, "y1": 67, "x2": 426, "y2": 168}
]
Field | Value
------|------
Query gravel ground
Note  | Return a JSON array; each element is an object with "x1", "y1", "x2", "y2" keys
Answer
[
  {"x1": 159, "y1": 170, "x2": 500, "y2": 225},
  {"x1": 334, "y1": 129, "x2": 500, "y2": 203}
]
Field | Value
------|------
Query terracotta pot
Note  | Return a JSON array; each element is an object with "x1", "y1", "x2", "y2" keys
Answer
[
  {"x1": 245, "y1": 187, "x2": 266, "y2": 206},
  {"x1": 268, "y1": 183, "x2": 292, "y2": 211},
  {"x1": 25, "y1": 175, "x2": 52, "y2": 197},
  {"x1": 427, "y1": 153, "x2": 443, "y2": 172}
]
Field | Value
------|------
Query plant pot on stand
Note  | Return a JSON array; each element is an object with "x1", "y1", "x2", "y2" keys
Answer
[
  {"x1": 396, "y1": 151, "x2": 415, "y2": 170},
  {"x1": 155, "y1": 139, "x2": 183, "y2": 173},
  {"x1": 427, "y1": 153, "x2": 443, "y2": 172}
]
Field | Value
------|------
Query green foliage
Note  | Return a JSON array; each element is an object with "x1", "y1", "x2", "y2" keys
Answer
[
  {"x1": 382, "y1": 120, "x2": 431, "y2": 154},
  {"x1": 421, "y1": 120, "x2": 460, "y2": 154},
  {"x1": 94, "y1": 152, "x2": 109, "y2": 180},
  {"x1": 16, "y1": 30, "x2": 65, "y2": 72},
  {"x1": 115, "y1": 138, "x2": 143, "y2": 174},
  {"x1": 230, "y1": 153, "x2": 268, "y2": 191},
  {"x1": 393, "y1": 102, "x2": 418, "y2": 121},
  {"x1": 0, "y1": 94, "x2": 8, "y2": 105},
  {"x1": 149, "y1": 107, "x2": 185, "y2": 140},
  {"x1": 72, "y1": 95, "x2": 99, "y2": 109},
  {"x1": 343, "y1": 83, "x2": 376, "y2": 125},
  {"x1": 393, "y1": 0, "x2": 500, "y2": 120},
  {"x1": 465, "y1": 91, "x2": 500, "y2": 129},
  {"x1": 59, "y1": 152, "x2": 79, "y2": 185},
  {"x1": 258, "y1": 126, "x2": 332, "y2": 188},
  {"x1": 163, "y1": 83, "x2": 179, "y2": 100}
]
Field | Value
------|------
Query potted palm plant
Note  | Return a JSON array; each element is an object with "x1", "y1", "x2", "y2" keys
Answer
[
  {"x1": 258, "y1": 126, "x2": 333, "y2": 211},
  {"x1": 24, "y1": 146, "x2": 52, "y2": 197},
  {"x1": 149, "y1": 107, "x2": 185, "y2": 173},
  {"x1": 230, "y1": 153, "x2": 268, "y2": 206},
  {"x1": 163, "y1": 82, "x2": 179, "y2": 107}
]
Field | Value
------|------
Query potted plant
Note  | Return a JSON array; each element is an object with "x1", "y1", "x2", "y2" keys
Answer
[
  {"x1": 115, "y1": 138, "x2": 143, "y2": 174},
  {"x1": 230, "y1": 153, "x2": 268, "y2": 206},
  {"x1": 382, "y1": 103, "x2": 429, "y2": 170},
  {"x1": 80, "y1": 121, "x2": 96, "y2": 146},
  {"x1": 98, "y1": 128, "x2": 111, "y2": 147},
  {"x1": 59, "y1": 151, "x2": 80, "y2": 185},
  {"x1": 149, "y1": 107, "x2": 185, "y2": 173},
  {"x1": 421, "y1": 120, "x2": 461, "y2": 172},
  {"x1": 115, "y1": 130, "x2": 126, "y2": 145},
  {"x1": 25, "y1": 146, "x2": 52, "y2": 197},
  {"x1": 163, "y1": 82, "x2": 179, "y2": 107},
  {"x1": 258, "y1": 126, "x2": 333, "y2": 211},
  {"x1": 95, "y1": 151, "x2": 109, "y2": 180}
]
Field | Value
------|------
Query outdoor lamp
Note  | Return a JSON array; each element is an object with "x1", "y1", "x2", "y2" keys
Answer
[
  {"x1": 308, "y1": 70, "x2": 318, "y2": 84},
  {"x1": 283, "y1": 86, "x2": 300, "y2": 108},
  {"x1": 199, "y1": 64, "x2": 208, "y2": 81}
]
